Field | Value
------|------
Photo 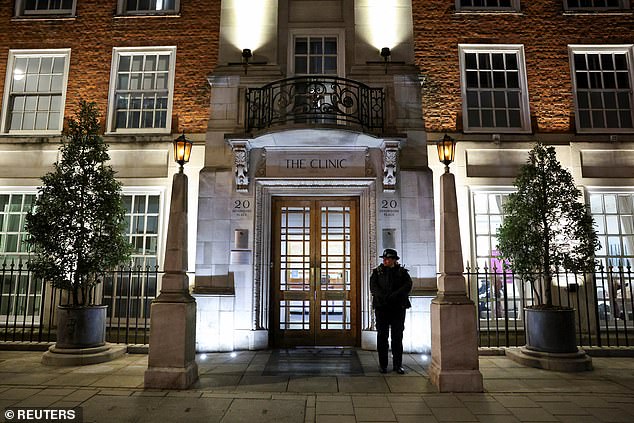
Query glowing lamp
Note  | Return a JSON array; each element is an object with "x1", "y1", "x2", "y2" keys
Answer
[
  {"x1": 437, "y1": 134, "x2": 456, "y2": 172},
  {"x1": 173, "y1": 132, "x2": 193, "y2": 172}
]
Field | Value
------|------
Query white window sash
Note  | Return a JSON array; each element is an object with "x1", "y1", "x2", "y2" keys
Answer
[
  {"x1": 106, "y1": 46, "x2": 177, "y2": 134},
  {"x1": 116, "y1": 0, "x2": 180, "y2": 15},
  {"x1": 455, "y1": 0, "x2": 521, "y2": 11},
  {"x1": 288, "y1": 29, "x2": 345, "y2": 77},
  {"x1": 459, "y1": 44, "x2": 531, "y2": 133},
  {"x1": 15, "y1": 0, "x2": 77, "y2": 16},
  {"x1": 1, "y1": 49, "x2": 71, "y2": 135},
  {"x1": 563, "y1": 0, "x2": 630, "y2": 11},
  {"x1": 568, "y1": 44, "x2": 634, "y2": 133}
]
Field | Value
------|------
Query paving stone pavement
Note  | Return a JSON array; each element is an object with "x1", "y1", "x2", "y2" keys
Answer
[{"x1": 0, "y1": 350, "x2": 633, "y2": 422}]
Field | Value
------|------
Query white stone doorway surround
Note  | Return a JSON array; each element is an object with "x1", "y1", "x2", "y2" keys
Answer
[{"x1": 252, "y1": 178, "x2": 378, "y2": 348}]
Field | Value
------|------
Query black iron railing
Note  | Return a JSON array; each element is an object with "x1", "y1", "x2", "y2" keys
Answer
[
  {"x1": 246, "y1": 76, "x2": 384, "y2": 133},
  {"x1": 465, "y1": 264, "x2": 634, "y2": 348},
  {"x1": 0, "y1": 261, "x2": 160, "y2": 345}
]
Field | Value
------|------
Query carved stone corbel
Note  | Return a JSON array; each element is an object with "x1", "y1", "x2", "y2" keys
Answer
[
  {"x1": 228, "y1": 139, "x2": 250, "y2": 192},
  {"x1": 381, "y1": 140, "x2": 400, "y2": 192}
]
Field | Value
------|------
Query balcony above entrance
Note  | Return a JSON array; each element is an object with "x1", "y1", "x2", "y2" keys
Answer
[{"x1": 245, "y1": 76, "x2": 384, "y2": 135}]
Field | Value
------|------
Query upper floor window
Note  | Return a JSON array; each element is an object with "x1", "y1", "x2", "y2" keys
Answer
[
  {"x1": 290, "y1": 31, "x2": 343, "y2": 76},
  {"x1": 1, "y1": 49, "x2": 70, "y2": 134},
  {"x1": 117, "y1": 0, "x2": 180, "y2": 16},
  {"x1": 569, "y1": 45, "x2": 634, "y2": 132},
  {"x1": 14, "y1": 0, "x2": 76, "y2": 17},
  {"x1": 456, "y1": 0, "x2": 520, "y2": 11},
  {"x1": 564, "y1": 0, "x2": 630, "y2": 10},
  {"x1": 107, "y1": 47, "x2": 176, "y2": 134},
  {"x1": 459, "y1": 45, "x2": 531, "y2": 133}
]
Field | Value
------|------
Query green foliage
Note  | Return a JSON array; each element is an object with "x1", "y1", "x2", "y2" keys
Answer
[
  {"x1": 25, "y1": 101, "x2": 132, "y2": 306},
  {"x1": 496, "y1": 144, "x2": 599, "y2": 307}
]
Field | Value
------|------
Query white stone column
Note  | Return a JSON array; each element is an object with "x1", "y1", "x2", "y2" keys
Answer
[
  {"x1": 144, "y1": 172, "x2": 199, "y2": 389},
  {"x1": 428, "y1": 170, "x2": 483, "y2": 392}
]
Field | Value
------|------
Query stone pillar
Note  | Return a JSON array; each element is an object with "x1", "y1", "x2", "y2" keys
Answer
[
  {"x1": 144, "y1": 172, "x2": 198, "y2": 389},
  {"x1": 429, "y1": 171, "x2": 483, "y2": 392}
]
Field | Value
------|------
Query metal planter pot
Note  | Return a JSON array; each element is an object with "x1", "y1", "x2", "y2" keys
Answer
[
  {"x1": 56, "y1": 305, "x2": 107, "y2": 349},
  {"x1": 525, "y1": 307, "x2": 577, "y2": 353}
]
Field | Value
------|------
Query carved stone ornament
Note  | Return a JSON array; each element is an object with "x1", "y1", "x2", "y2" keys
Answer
[
  {"x1": 382, "y1": 140, "x2": 400, "y2": 192},
  {"x1": 229, "y1": 140, "x2": 250, "y2": 192}
]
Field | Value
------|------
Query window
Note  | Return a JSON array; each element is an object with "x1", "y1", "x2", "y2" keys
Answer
[
  {"x1": 293, "y1": 35, "x2": 339, "y2": 76},
  {"x1": 459, "y1": 45, "x2": 531, "y2": 133},
  {"x1": 456, "y1": 0, "x2": 520, "y2": 11},
  {"x1": 103, "y1": 193, "x2": 162, "y2": 322},
  {"x1": 1, "y1": 49, "x2": 70, "y2": 134},
  {"x1": 471, "y1": 190, "x2": 526, "y2": 322},
  {"x1": 569, "y1": 46, "x2": 634, "y2": 132},
  {"x1": 0, "y1": 193, "x2": 42, "y2": 321},
  {"x1": 122, "y1": 193, "x2": 161, "y2": 270},
  {"x1": 14, "y1": 0, "x2": 76, "y2": 17},
  {"x1": 117, "y1": 0, "x2": 180, "y2": 15},
  {"x1": 564, "y1": 0, "x2": 630, "y2": 11},
  {"x1": 107, "y1": 47, "x2": 176, "y2": 133},
  {"x1": 589, "y1": 191, "x2": 634, "y2": 323}
]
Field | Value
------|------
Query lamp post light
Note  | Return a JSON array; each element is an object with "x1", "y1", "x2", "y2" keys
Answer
[
  {"x1": 429, "y1": 133, "x2": 483, "y2": 392},
  {"x1": 145, "y1": 131, "x2": 198, "y2": 389},
  {"x1": 437, "y1": 134, "x2": 456, "y2": 172},
  {"x1": 173, "y1": 132, "x2": 193, "y2": 173}
]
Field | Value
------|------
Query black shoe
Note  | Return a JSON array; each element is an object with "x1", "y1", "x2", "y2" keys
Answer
[
  {"x1": 380, "y1": 367, "x2": 388, "y2": 374},
  {"x1": 394, "y1": 366, "x2": 405, "y2": 374}
]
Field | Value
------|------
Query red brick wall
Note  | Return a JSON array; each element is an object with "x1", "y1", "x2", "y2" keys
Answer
[
  {"x1": 412, "y1": 1, "x2": 634, "y2": 133},
  {"x1": 0, "y1": 0, "x2": 220, "y2": 134}
]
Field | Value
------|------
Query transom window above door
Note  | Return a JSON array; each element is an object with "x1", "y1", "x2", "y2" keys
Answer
[{"x1": 292, "y1": 35, "x2": 340, "y2": 76}]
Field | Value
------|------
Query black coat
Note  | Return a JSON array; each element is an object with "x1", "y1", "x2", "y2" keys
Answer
[{"x1": 370, "y1": 264, "x2": 412, "y2": 309}]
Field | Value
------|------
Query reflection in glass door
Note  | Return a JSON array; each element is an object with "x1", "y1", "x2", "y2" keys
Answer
[{"x1": 271, "y1": 197, "x2": 359, "y2": 347}]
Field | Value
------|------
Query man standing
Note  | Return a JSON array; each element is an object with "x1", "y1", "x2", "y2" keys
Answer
[{"x1": 370, "y1": 248, "x2": 412, "y2": 374}]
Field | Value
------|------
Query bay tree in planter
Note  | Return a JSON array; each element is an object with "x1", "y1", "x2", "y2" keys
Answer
[
  {"x1": 26, "y1": 101, "x2": 131, "y2": 350},
  {"x1": 497, "y1": 144, "x2": 599, "y2": 354}
]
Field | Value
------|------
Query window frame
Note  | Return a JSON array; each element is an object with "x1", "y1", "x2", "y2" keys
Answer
[
  {"x1": 456, "y1": 0, "x2": 521, "y2": 12},
  {"x1": 116, "y1": 0, "x2": 180, "y2": 16},
  {"x1": 568, "y1": 44, "x2": 634, "y2": 133},
  {"x1": 287, "y1": 29, "x2": 345, "y2": 77},
  {"x1": 14, "y1": 0, "x2": 77, "y2": 17},
  {"x1": 563, "y1": 0, "x2": 631, "y2": 11},
  {"x1": 458, "y1": 44, "x2": 532, "y2": 134},
  {"x1": 1, "y1": 48, "x2": 71, "y2": 135},
  {"x1": 106, "y1": 46, "x2": 177, "y2": 134}
]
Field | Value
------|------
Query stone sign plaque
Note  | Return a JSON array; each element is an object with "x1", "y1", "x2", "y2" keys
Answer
[{"x1": 265, "y1": 149, "x2": 366, "y2": 177}]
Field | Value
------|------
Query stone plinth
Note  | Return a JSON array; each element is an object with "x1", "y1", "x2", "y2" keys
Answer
[
  {"x1": 429, "y1": 295, "x2": 483, "y2": 392},
  {"x1": 144, "y1": 295, "x2": 198, "y2": 389}
]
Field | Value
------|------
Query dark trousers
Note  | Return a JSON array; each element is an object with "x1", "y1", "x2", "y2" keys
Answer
[{"x1": 375, "y1": 306, "x2": 406, "y2": 369}]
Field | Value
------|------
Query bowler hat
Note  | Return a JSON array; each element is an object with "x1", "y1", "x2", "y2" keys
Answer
[{"x1": 380, "y1": 248, "x2": 399, "y2": 260}]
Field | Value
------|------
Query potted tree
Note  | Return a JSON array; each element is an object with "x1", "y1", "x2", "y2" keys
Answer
[
  {"x1": 497, "y1": 144, "x2": 599, "y2": 355},
  {"x1": 26, "y1": 101, "x2": 131, "y2": 354}
]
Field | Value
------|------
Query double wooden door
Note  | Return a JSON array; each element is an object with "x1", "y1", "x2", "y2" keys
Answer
[{"x1": 271, "y1": 197, "x2": 360, "y2": 347}]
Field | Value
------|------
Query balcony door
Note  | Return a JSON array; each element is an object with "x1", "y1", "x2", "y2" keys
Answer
[{"x1": 270, "y1": 197, "x2": 360, "y2": 347}]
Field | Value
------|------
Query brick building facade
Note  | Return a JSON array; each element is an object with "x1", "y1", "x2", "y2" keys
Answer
[{"x1": 0, "y1": 1, "x2": 632, "y2": 352}]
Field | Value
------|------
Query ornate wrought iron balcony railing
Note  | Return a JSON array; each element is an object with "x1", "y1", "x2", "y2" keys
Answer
[{"x1": 246, "y1": 76, "x2": 384, "y2": 133}]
